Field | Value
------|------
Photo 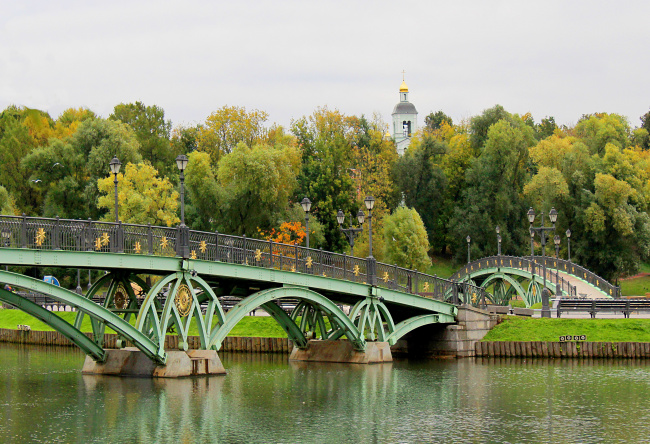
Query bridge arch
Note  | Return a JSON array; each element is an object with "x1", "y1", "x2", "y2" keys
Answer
[
  {"x1": 479, "y1": 273, "x2": 529, "y2": 306},
  {"x1": 0, "y1": 271, "x2": 165, "y2": 363},
  {"x1": 208, "y1": 286, "x2": 366, "y2": 351}
]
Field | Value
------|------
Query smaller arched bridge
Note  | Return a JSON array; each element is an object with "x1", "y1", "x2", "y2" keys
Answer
[
  {"x1": 450, "y1": 255, "x2": 620, "y2": 307},
  {"x1": 0, "y1": 215, "x2": 491, "y2": 368}
]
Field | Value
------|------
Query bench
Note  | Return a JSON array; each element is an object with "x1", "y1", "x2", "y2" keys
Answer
[{"x1": 557, "y1": 298, "x2": 650, "y2": 318}]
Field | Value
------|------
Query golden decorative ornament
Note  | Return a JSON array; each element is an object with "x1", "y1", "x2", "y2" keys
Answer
[
  {"x1": 174, "y1": 284, "x2": 192, "y2": 317},
  {"x1": 306, "y1": 257, "x2": 313, "y2": 268},
  {"x1": 290, "y1": 266, "x2": 296, "y2": 272},
  {"x1": 199, "y1": 240, "x2": 207, "y2": 253},
  {"x1": 472, "y1": 293, "x2": 477, "y2": 304},
  {"x1": 160, "y1": 236, "x2": 168, "y2": 249},
  {"x1": 34, "y1": 228, "x2": 46, "y2": 247},
  {"x1": 95, "y1": 237, "x2": 102, "y2": 250},
  {"x1": 353, "y1": 265, "x2": 360, "y2": 276},
  {"x1": 190, "y1": 250, "x2": 197, "y2": 259},
  {"x1": 114, "y1": 285, "x2": 128, "y2": 310},
  {"x1": 423, "y1": 282, "x2": 430, "y2": 292},
  {"x1": 134, "y1": 242, "x2": 141, "y2": 253},
  {"x1": 101, "y1": 232, "x2": 110, "y2": 246},
  {"x1": 254, "y1": 249, "x2": 262, "y2": 261},
  {"x1": 322, "y1": 272, "x2": 327, "y2": 277},
  {"x1": 382, "y1": 272, "x2": 390, "y2": 282}
]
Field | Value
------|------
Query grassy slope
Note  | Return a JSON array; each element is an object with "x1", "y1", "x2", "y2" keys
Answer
[
  {"x1": 483, "y1": 316, "x2": 650, "y2": 342},
  {"x1": 427, "y1": 256, "x2": 456, "y2": 279},
  {"x1": 620, "y1": 276, "x2": 650, "y2": 297},
  {"x1": 0, "y1": 309, "x2": 288, "y2": 338}
]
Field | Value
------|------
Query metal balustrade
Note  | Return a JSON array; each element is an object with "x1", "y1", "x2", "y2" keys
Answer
[
  {"x1": 451, "y1": 255, "x2": 621, "y2": 299},
  {"x1": 0, "y1": 215, "x2": 491, "y2": 307}
]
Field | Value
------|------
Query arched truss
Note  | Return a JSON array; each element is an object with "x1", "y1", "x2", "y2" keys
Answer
[
  {"x1": 0, "y1": 270, "x2": 164, "y2": 363},
  {"x1": 135, "y1": 271, "x2": 226, "y2": 355},
  {"x1": 347, "y1": 297, "x2": 396, "y2": 343},
  {"x1": 480, "y1": 273, "x2": 528, "y2": 305},
  {"x1": 465, "y1": 268, "x2": 563, "y2": 307},
  {"x1": 208, "y1": 286, "x2": 366, "y2": 351},
  {"x1": 74, "y1": 271, "x2": 150, "y2": 347}
]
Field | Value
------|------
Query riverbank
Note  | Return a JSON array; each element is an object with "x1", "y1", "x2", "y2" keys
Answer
[{"x1": 0, "y1": 328, "x2": 294, "y2": 353}]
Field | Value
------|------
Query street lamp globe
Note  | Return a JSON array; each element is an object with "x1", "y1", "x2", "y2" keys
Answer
[
  {"x1": 364, "y1": 196, "x2": 375, "y2": 211},
  {"x1": 466, "y1": 235, "x2": 471, "y2": 244},
  {"x1": 357, "y1": 210, "x2": 365, "y2": 225},
  {"x1": 549, "y1": 207, "x2": 558, "y2": 224},
  {"x1": 566, "y1": 229, "x2": 571, "y2": 239},
  {"x1": 496, "y1": 225, "x2": 500, "y2": 234},
  {"x1": 301, "y1": 197, "x2": 312, "y2": 213},
  {"x1": 175, "y1": 154, "x2": 189, "y2": 172},
  {"x1": 109, "y1": 156, "x2": 121, "y2": 175},
  {"x1": 336, "y1": 210, "x2": 345, "y2": 225},
  {"x1": 527, "y1": 207, "x2": 536, "y2": 224},
  {"x1": 554, "y1": 234, "x2": 560, "y2": 246}
]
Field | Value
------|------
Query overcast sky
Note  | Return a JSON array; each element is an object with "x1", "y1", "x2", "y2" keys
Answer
[{"x1": 2, "y1": 1, "x2": 649, "y2": 131}]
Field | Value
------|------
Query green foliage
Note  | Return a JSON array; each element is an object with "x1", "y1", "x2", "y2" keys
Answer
[
  {"x1": 483, "y1": 316, "x2": 650, "y2": 342},
  {"x1": 620, "y1": 275, "x2": 650, "y2": 296},
  {"x1": 575, "y1": 113, "x2": 630, "y2": 156},
  {"x1": 382, "y1": 206, "x2": 431, "y2": 271},
  {"x1": 22, "y1": 118, "x2": 142, "y2": 219},
  {"x1": 184, "y1": 151, "x2": 221, "y2": 231},
  {"x1": 217, "y1": 142, "x2": 301, "y2": 236},
  {"x1": 110, "y1": 102, "x2": 175, "y2": 176},
  {"x1": 424, "y1": 111, "x2": 453, "y2": 132}
]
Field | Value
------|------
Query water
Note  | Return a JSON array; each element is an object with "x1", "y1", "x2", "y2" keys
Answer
[{"x1": 1, "y1": 345, "x2": 650, "y2": 443}]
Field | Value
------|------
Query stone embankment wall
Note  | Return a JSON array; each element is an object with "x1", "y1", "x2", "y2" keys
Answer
[
  {"x1": 0, "y1": 328, "x2": 294, "y2": 353},
  {"x1": 477, "y1": 341, "x2": 650, "y2": 359}
]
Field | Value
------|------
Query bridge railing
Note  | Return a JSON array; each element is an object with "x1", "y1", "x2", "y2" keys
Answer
[
  {"x1": 451, "y1": 255, "x2": 621, "y2": 298},
  {"x1": 530, "y1": 255, "x2": 621, "y2": 298},
  {"x1": 0, "y1": 215, "x2": 491, "y2": 307},
  {"x1": 450, "y1": 255, "x2": 577, "y2": 297}
]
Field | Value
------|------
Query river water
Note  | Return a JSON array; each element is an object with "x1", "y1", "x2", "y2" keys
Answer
[{"x1": 0, "y1": 344, "x2": 649, "y2": 443}]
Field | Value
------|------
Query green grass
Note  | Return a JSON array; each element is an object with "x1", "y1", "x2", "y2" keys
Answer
[
  {"x1": 427, "y1": 256, "x2": 456, "y2": 278},
  {"x1": 483, "y1": 316, "x2": 650, "y2": 342},
  {"x1": 0, "y1": 308, "x2": 287, "y2": 338},
  {"x1": 621, "y1": 275, "x2": 650, "y2": 297}
]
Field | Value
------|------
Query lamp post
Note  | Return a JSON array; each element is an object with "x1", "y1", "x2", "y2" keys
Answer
[
  {"x1": 109, "y1": 156, "x2": 121, "y2": 223},
  {"x1": 554, "y1": 234, "x2": 561, "y2": 292},
  {"x1": 301, "y1": 197, "x2": 312, "y2": 248},
  {"x1": 496, "y1": 225, "x2": 501, "y2": 256},
  {"x1": 2, "y1": 229, "x2": 9, "y2": 271},
  {"x1": 466, "y1": 235, "x2": 471, "y2": 263},
  {"x1": 175, "y1": 154, "x2": 189, "y2": 258},
  {"x1": 566, "y1": 229, "x2": 572, "y2": 262},
  {"x1": 528, "y1": 207, "x2": 558, "y2": 318},
  {"x1": 337, "y1": 209, "x2": 364, "y2": 256},
  {"x1": 364, "y1": 196, "x2": 376, "y2": 285}
]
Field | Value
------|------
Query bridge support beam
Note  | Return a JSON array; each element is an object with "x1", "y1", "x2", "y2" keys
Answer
[
  {"x1": 82, "y1": 348, "x2": 226, "y2": 378},
  {"x1": 289, "y1": 340, "x2": 392, "y2": 364}
]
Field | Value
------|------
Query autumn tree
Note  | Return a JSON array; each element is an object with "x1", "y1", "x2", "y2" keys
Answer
[
  {"x1": 97, "y1": 162, "x2": 180, "y2": 226},
  {"x1": 198, "y1": 105, "x2": 269, "y2": 164}
]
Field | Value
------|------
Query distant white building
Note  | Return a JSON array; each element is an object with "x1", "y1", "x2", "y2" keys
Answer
[{"x1": 391, "y1": 77, "x2": 418, "y2": 155}]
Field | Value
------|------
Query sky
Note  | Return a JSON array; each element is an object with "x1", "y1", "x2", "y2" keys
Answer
[{"x1": 2, "y1": 0, "x2": 649, "y2": 131}]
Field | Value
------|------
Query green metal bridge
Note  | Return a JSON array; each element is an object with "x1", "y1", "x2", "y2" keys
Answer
[
  {"x1": 450, "y1": 255, "x2": 621, "y2": 307},
  {"x1": 0, "y1": 215, "x2": 492, "y2": 366}
]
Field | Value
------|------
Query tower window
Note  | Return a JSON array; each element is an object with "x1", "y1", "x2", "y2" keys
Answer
[{"x1": 402, "y1": 121, "x2": 411, "y2": 137}]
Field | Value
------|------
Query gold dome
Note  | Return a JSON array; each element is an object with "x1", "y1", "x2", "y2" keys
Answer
[
  {"x1": 384, "y1": 130, "x2": 392, "y2": 139},
  {"x1": 399, "y1": 80, "x2": 409, "y2": 92}
]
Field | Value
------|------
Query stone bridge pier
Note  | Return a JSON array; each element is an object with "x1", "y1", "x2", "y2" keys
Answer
[{"x1": 391, "y1": 306, "x2": 498, "y2": 358}]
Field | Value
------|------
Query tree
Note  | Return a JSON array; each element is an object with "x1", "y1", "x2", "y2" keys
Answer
[
  {"x1": 393, "y1": 134, "x2": 448, "y2": 253},
  {"x1": 22, "y1": 118, "x2": 142, "y2": 219},
  {"x1": 198, "y1": 105, "x2": 269, "y2": 164},
  {"x1": 110, "y1": 102, "x2": 174, "y2": 176},
  {"x1": 0, "y1": 110, "x2": 39, "y2": 214},
  {"x1": 469, "y1": 105, "x2": 513, "y2": 153},
  {"x1": 292, "y1": 107, "x2": 358, "y2": 252},
  {"x1": 382, "y1": 206, "x2": 431, "y2": 271},
  {"x1": 425, "y1": 111, "x2": 453, "y2": 132},
  {"x1": 216, "y1": 142, "x2": 301, "y2": 236},
  {"x1": 575, "y1": 113, "x2": 630, "y2": 156},
  {"x1": 97, "y1": 162, "x2": 180, "y2": 226},
  {"x1": 53, "y1": 107, "x2": 96, "y2": 139},
  {"x1": 184, "y1": 151, "x2": 221, "y2": 231}
]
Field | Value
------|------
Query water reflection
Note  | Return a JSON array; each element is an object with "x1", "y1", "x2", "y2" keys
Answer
[{"x1": 1, "y1": 344, "x2": 650, "y2": 443}]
